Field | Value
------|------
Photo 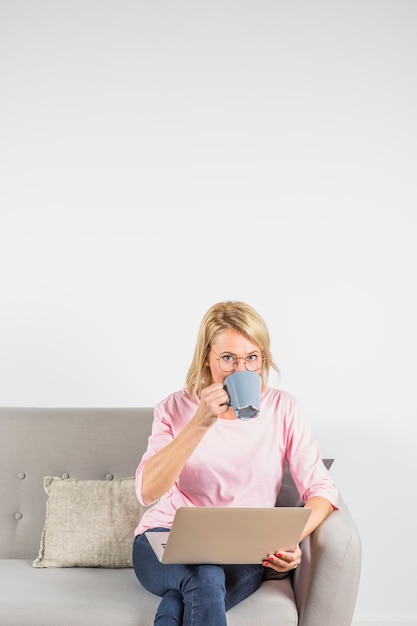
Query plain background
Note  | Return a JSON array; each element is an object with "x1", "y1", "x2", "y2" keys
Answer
[{"x1": 1, "y1": 2, "x2": 416, "y2": 624}]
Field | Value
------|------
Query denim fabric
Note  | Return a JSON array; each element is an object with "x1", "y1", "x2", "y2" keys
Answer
[{"x1": 133, "y1": 529, "x2": 265, "y2": 626}]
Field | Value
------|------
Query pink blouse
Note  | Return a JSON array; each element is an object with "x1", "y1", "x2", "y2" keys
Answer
[{"x1": 134, "y1": 387, "x2": 338, "y2": 536}]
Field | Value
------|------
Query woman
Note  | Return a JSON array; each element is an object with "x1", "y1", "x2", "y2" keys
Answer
[{"x1": 133, "y1": 301, "x2": 338, "y2": 625}]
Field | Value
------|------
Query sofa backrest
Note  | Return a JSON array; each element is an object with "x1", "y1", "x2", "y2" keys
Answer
[
  {"x1": 0, "y1": 407, "x2": 154, "y2": 559},
  {"x1": 1, "y1": 407, "x2": 330, "y2": 562}
]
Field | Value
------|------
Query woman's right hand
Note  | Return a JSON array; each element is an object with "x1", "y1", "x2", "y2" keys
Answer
[{"x1": 196, "y1": 383, "x2": 230, "y2": 426}]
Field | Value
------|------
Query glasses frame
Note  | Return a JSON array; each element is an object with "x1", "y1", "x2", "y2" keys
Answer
[{"x1": 211, "y1": 350, "x2": 263, "y2": 373}]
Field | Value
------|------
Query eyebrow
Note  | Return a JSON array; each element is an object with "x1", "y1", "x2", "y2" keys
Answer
[{"x1": 218, "y1": 351, "x2": 261, "y2": 356}]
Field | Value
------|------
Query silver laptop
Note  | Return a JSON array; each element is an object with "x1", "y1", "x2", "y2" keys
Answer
[{"x1": 145, "y1": 506, "x2": 312, "y2": 564}]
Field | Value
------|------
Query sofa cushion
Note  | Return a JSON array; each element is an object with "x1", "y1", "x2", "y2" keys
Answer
[{"x1": 33, "y1": 476, "x2": 146, "y2": 568}]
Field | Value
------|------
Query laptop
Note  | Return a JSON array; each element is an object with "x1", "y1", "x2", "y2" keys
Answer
[{"x1": 145, "y1": 506, "x2": 312, "y2": 564}]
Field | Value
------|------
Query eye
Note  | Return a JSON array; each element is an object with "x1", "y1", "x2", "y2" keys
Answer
[
  {"x1": 221, "y1": 354, "x2": 235, "y2": 363},
  {"x1": 246, "y1": 354, "x2": 259, "y2": 362}
]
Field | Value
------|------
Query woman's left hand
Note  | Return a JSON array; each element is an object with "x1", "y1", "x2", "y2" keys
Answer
[{"x1": 262, "y1": 544, "x2": 302, "y2": 573}]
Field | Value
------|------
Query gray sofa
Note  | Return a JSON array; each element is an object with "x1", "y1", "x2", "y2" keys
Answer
[{"x1": 1, "y1": 407, "x2": 361, "y2": 625}]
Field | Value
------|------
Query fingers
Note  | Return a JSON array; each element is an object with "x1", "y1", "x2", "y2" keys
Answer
[
  {"x1": 200, "y1": 384, "x2": 230, "y2": 417},
  {"x1": 207, "y1": 384, "x2": 229, "y2": 407},
  {"x1": 263, "y1": 547, "x2": 301, "y2": 572},
  {"x1": 215, "y1": 387, "x2": 230, "y2": 414}
]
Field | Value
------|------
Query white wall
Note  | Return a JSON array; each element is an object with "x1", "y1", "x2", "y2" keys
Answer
[{"x1": 1, "y1": 2, "x2": 416, "y2": 623}]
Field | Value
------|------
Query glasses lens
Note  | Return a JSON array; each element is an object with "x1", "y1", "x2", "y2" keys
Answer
[
  {"x1": 219, "y1": 358, "x2": 235, "y2": 372},
  {"x1": 246, "y1": 355, "x2": 262, "y2": 371}
]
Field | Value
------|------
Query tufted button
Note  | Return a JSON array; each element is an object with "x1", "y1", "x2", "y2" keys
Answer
[
  {"x1": 105, "y1": 473, "x2": 114, "y2": 481},
  {"x1": 15, "y1": 513, "x2": 23, "y2": 520},
  {"x1": 17, "y1": 472, "x2": 26, "y2": 480},
  {"x1": 61, "y1": 473, "x2": 70, "y2": 479}
]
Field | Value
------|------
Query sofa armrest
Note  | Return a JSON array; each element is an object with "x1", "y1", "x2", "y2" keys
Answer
[{"x1": 293, "y1": 495, "x2": 361, "y2": 626}]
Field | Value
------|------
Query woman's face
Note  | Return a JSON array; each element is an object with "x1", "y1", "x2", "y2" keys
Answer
[{"x1": 207, "y1": 329, "x2": 262, "y2": 385}]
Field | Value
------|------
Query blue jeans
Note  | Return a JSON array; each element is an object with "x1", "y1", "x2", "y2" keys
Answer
[{"x1": 133, "y1": 528, "x2": 265, "y2": 626}]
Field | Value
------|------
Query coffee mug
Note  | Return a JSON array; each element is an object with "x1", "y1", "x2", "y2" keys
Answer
[{"x1": 223, "y1": 370, "x2": 262, "y2": 420}]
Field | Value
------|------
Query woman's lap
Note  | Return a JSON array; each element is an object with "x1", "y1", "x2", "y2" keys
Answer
[{"x1": 133, "y1": 529, "x2": 265, "y2": 624}]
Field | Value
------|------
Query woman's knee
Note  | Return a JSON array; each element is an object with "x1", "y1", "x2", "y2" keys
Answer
[{"x1": 182, "y1": 564, "x2": 226, "y2": 601}]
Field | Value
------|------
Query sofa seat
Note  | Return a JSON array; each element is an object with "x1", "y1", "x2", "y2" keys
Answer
[{"x1": 0, "y1": 559, "x2": 297, "y2": 626}]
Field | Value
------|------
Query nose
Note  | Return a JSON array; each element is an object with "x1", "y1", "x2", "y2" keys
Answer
[{"x1": 235, "y1": 357, "x2": 246, "y2": 372}]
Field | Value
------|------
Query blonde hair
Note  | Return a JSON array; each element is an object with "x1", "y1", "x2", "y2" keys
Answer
[{"x1": 185, "y1": 301, "x2": 279, "y2": 397}]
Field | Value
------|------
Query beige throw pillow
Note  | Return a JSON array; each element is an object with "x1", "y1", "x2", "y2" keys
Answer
[{"x1": 33, "y1": 476, "x2": 146, "y2": 568}]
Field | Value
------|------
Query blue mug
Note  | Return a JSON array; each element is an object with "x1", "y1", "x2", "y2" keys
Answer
[{"x1": 224, "y1": 371, "x2": 262, "y2": 420}]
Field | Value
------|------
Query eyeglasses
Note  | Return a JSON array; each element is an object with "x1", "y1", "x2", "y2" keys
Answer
[{"x1": 212, "y1": 350, "x2": 263, "y2": 373}]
